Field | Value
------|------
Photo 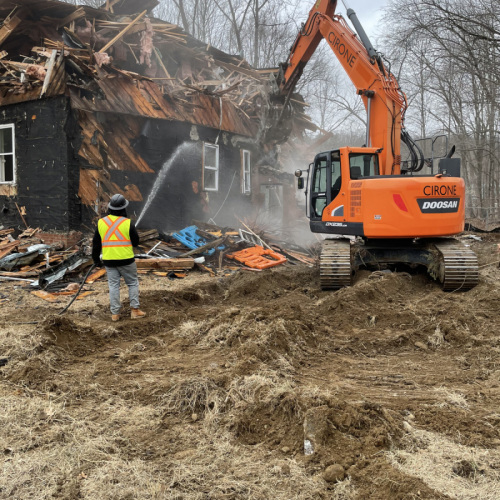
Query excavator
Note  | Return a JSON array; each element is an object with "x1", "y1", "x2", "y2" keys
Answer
[{"x1": 273, "y1": 0, "x2": 478, "y2": 290}]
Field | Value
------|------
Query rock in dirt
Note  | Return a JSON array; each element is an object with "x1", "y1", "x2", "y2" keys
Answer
[
  {"x1": 323, "y1": 464, "x2": 345, "y2": 483},
  {"x1": 403, "y1": 421, "x2": 413, "y2": 432},
  {"x1": 414, "y1": 341, "x2": 428, "y2": 351}
]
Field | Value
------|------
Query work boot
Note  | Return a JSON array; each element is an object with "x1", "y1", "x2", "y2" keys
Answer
[
  {"x1": 131, "y1": 308, "x2": 146, "y2": 320},
  {"x1": 111, "y1": 314, "x2": 120, "y2": 322}
]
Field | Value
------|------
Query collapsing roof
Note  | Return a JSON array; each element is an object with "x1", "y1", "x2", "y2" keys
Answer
[
  {"x1": 0, "y1": 0, "x2": 316, "y2": 138},
  {"x1": 0, "y1": 0, "x2": 318, "y2": 223}
]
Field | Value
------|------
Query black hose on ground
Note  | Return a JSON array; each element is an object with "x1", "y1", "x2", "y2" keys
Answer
[{"x1": 58, "y1": 263, "x2": 96, "y2": 316}]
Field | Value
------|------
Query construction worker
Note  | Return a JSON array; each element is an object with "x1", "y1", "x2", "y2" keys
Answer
[{"x1": 92, "y1": 194, "x2": 146, "y2": 321}]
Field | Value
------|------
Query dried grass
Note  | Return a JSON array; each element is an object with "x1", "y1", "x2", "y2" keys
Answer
[
  {"x1": 390, "y1": 427, "x2": 500, "y2": 500},
  {"x1": 157, "y1": 376, "x2": 225, "y2": 417},
  {"x1": 434, "y1": 386, "x2": 470, "y2": 409},
  {"x1": 167, "y1": 427, "x2": 326, "y2": 499},
  {"x1": 0, "y1": 390, "x2": 163, "y2": 499}
]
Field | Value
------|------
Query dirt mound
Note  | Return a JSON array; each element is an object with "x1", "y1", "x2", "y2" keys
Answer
[
  {"x1": 5, "y1": 316, "x2": 103, "y2": 389},
  {"x1": 38, "y1": 316, "x2": 102, "y2": 354},
  {"x1": 1, "y1": 235, "x2": 499, "y2": 499}
]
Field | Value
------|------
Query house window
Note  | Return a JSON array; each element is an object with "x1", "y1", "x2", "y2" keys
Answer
[
  {"x1": 242, "y1": 150, "x2": 251, "y2": 194},
  {"x1": 203, "y1": 142, "x2": 219, "y2": 191},
  {"x1": 0, "y1": 124, "x2": 15, "y2": 184}
]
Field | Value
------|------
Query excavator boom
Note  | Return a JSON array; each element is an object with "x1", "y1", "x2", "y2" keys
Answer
[
  {"x1": 280, "y1": 0, "x2": 479, "y2": 291},
  {"x1": 279, "y1": 0, "x2": 407, "y2": 174}
]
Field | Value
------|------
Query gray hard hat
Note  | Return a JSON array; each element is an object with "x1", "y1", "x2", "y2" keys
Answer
[{"x1": 108, "y1": 194, "x2": 129, "y2": 210}]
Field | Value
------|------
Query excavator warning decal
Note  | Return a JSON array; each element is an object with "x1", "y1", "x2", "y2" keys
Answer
[{"x1": 417, "y1": 198, "x2": 460, "y2": 213}]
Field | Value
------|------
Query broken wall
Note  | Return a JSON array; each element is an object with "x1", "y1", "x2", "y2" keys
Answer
[
  {"x1": 119, "y1": 119, "x2": 255, "y2": 231},
  {"x1": 0, "y1": 96, "x2": 81, "y2": 231}
]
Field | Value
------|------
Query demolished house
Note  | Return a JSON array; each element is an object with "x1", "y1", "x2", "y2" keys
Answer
[{"x1": 0, "y1": 0, "x2": 317, "y2": 240}]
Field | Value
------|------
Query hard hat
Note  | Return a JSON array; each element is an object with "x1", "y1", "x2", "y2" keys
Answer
[{"x1": 108, "y1": 194, "x2": 129, "y2": 210}]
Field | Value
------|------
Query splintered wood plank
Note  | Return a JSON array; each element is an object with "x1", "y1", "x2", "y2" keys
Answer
[
  {"x1": 99, "y1": 10, "x2": 147, "y2": 54},
  {"x1": 40, "y1": 50, "x2": 57, "y2": 97},
  {"x1": 31, "y1": 291, "x2": 59, "y2": 303},
  {"x1": 85, "y1": 268, "x2": 107, "y2": 283},
  {"x1": 0, "y1": 270, "x2": 39, "y2": 278},
  {"x1": 0, "y1": 14, "x2": 23, "y2": 46},
  {"x1": 52, "y1": 291, "x2": 94, "y2": 299},
  {"x1": 0, "y1": 244, "x2": 18, "y2": 260},
  {"x1": 56, "y1": 7, "x2": 85, "y2": 29}
]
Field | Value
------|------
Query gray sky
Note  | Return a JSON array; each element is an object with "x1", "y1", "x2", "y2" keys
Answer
[{"x1": 337, "y1": 0, "x2": 389, "y2": 40}]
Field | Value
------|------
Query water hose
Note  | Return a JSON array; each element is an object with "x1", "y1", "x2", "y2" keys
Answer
[{"x1": 58, "y1": 263, "x2": 96, "y2": 315}]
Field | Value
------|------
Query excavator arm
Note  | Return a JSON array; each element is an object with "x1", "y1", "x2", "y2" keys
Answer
[{"x1": 278, "y1": 0, "x2": 413, "y2": 175}]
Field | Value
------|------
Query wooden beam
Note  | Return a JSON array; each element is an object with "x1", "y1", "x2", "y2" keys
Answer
[
  {"x1": 40, "y1": 49, "x2": 57, "y2": 97},
  {"x1": 135, "y1": 258, "x2": 195, "y2": 270},
  {"x1": 0, "y1": 14, "x2": 22, "y2": 46},
  {"x1": 56, "y1": 7, "x2": 85, "y2": 29},
  {"x1": 14, "y1": 202, "x2": 28, "y2": 228},
  {"x1": 178, "y1": 237, "x2": 226, "y2": 257},
  {"x1": 99, "y1": 10, "x2": 147, "y2": 54},
  {"x1": 1, "y1": 60, "x2": 44, "y2": 70},
  {"x1": 154, "y1": 47, "x2": 173, "y2": 84}
]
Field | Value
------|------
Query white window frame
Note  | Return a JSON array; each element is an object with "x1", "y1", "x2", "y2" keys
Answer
[
  {"x1": 0, "y1": 124, "x2": 15, "y2": 185},
  {"x1": 242, "y1": 149, "x2": 251, "y2": 195},
  {"x1": 203, "y1": 142, "x2": 219, "y2": 191}
]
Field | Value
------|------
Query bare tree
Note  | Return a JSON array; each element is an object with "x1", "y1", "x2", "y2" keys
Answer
[{"x1": 381, "y1": 0, "x2": 500, "y2": 219}]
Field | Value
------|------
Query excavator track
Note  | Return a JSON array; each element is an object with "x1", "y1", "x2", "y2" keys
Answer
[
  {"x1": 320, "y1": 239, "x2": 352, "y2": 290},
  {"x1": 433, "y1": 239, "x2": 479, "y2": 291}
]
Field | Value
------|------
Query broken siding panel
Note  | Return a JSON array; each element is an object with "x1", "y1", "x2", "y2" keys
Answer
[
  {"x1": 77, "y1": 110, "x2": 153, "y2": 173},
  {"x1": 103, "y1": 116, "x2": 154, "y2": 173},
  {"x1": 69, "y1": 69, "x2": 257, "y2": 136},
  {"x1": 78, "y1": 168, "x2": 142, "y2": 207},
  {"x1": 0, "y1": 87, "x2": 44, "y2": 106}
]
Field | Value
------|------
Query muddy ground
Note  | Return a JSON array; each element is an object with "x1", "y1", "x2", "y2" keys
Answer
[{"x1": 1, "y1": 234, "x2": 499, "y2": 499}]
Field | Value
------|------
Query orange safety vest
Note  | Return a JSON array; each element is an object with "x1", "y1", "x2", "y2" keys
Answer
[{"x1": 98, "y1": 215, "x2": 134, "y2": 261}]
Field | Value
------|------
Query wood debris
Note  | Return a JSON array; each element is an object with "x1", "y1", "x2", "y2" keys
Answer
[
  {"x1": 0, "y1": 220, "x2": 316, "y2": 301},
  {"x1": 0, "y1": 0, "x2": 314, "y2": 143}
]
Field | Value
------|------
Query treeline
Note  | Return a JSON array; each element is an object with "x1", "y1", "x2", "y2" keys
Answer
[{"x1": 381, "y1": 0, "x2": 499, "y2": 219}]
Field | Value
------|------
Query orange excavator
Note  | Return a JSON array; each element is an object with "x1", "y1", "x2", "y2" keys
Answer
[{"x1": 274, "y1": 0, "x2": 478, "y2": 290}]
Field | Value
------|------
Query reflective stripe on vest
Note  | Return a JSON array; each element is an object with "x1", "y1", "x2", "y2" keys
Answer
[
  {"x1": 98, "y1": 216, "x2": 134, "y2": 261},
  {"x1": 102, "y1": 216, "x2": 130, "y2": 247}
]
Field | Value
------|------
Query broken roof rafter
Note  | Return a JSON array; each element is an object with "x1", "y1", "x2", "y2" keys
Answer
[{"x1": 0, "y1": 0, "x2": 315, "y2": 138}]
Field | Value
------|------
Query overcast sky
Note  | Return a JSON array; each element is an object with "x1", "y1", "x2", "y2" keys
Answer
[
  {"x1": 338, "y1": 0, "x2": 389, "y2": 41},
  {"x1": 298, "y1": 0, "x2": 390, "y2": 42}
]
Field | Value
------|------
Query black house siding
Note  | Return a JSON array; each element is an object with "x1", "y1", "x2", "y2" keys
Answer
[
  {"x1": 0, "y1": 96, "x2": 81, "y2": 231},
  {"x1": 120, "y1": 119, "x2": 255, "y2": 231}
]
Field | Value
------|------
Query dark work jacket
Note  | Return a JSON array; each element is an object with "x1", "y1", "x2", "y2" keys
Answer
[{"x1": 92, "y1": 213, "x2": 140, "y2": 268}]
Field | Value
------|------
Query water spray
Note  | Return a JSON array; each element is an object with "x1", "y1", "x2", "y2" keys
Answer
[{"x1": 136, "y1": 142, "x2": 194, "y2": 227}]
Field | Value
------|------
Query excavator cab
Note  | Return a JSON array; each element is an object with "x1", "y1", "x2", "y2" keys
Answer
[
  {"x1": 309, "y1": 150, "x2": 343, "y2": 219},
  {"x1": 301, "y1": 147, "x2": 381, "y2": 235}
]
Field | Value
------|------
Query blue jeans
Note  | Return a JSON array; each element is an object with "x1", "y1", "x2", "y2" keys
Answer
[{"x1": 105, "y1": 262, "x2": 140, "y2": 314}]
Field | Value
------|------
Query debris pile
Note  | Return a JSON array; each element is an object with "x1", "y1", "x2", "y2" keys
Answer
[
  {"x1": 135, "y1": 221, "x2": 315, "y2": 277},
  {"x1": 0, "y1": 0, "x2": 316, "y2": 140},
  {"x1": 0, "y1": 221, "x2": 315, "y2": 302}
]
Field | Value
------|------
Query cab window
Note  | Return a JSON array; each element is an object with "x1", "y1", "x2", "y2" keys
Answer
[
  {"x1": 312, "y1": 157, "x2": 327, "y2": 216},
  {"x1": 349, "y1": 153, "x2": 379, "y2": 179},
  {"x1": 331, "y1": 151, "x2": 341, "y2": 198}
]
